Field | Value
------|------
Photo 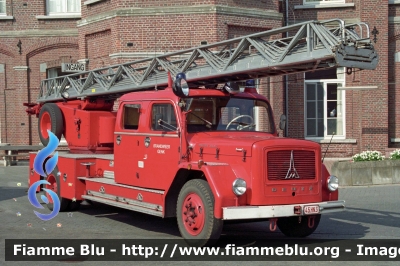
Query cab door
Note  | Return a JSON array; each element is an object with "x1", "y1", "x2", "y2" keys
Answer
[
  {"x1": 114, "y1": 101, "x2": 145, "y2": 186},
  {"x1": 138, "y1": 101, "x2": 181, "y2": 190}
]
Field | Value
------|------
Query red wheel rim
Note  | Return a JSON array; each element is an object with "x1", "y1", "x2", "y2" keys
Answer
[
  {"x1": 40, "y1": 112, "x2": 51, "y2": 139},
  {"x1": 46, "y1": 175, "x2": 57, "y2": 204},
  {"x1": 181, "y1": 192, "x2": 205, "y2": 236}
]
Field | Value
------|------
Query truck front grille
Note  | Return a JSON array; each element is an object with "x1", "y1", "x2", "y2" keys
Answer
[{"x1": 267, "y1": 150, "x2": 315, "y2": 180}]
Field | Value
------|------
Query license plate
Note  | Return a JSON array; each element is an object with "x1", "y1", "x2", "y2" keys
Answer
[{"x1": 304, "y1": 205, "x2": 320, "y2": 214}]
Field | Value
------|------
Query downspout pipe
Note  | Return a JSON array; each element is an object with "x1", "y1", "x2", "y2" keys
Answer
[{"x1": 285, "y1": 0, "x2": 289, "y2": 136}]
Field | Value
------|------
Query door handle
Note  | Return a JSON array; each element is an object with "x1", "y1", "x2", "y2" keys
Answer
[{"x1": 116, "y1": 135, "x2": 122, "y2": 145}]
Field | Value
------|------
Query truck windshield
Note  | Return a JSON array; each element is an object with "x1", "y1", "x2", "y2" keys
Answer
[{"x1": 185, "y1": 97, "x2": 274, "y2": 133}]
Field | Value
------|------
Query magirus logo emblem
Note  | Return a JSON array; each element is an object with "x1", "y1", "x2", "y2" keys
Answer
[{"x1": 285, "y1": 150, "x2": 300, "y2": 179}]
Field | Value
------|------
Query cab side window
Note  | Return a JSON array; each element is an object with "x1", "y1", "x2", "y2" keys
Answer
[
  {"x1": 152, "y1": 104, "x2": 177, "y2": 131},
  {"x1": 123, "y1": 104, "x2": 140, "y2": 130}
]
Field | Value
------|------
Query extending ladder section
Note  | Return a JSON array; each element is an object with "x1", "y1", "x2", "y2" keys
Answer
[{"x1": 38, "y1": 19, "x2": 378, "y2": 103}]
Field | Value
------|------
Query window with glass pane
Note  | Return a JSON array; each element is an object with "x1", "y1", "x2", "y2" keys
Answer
[
  {"x1": 151, "y1": 104, "x2": 177, "y2": 131},
  {"x1": 327, "y1": 83, "x2": 343, "y2": 136},
  {"x1": 305, "y1": 82, "x2": 345, "y2": 138},
  {"x1": 305, "y1": 68, "x2": 345, "y2": 138},
  {"x1": 123, "y1": 104, "x2": 141, "y2": 130},
  {"x1": 0, "y1": 0, "x2": 6, "y2": 14},
  {"x1": 47, "y1": 0, "x2": 81, "y2": 14},
  {"x1": 306, "y1": 83, "x2": 324, "y2": 137}
]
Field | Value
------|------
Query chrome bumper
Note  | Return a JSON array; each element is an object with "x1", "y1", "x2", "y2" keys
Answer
[{"x1": 222, "y1": 200, "x2": 345, "y2": 220}]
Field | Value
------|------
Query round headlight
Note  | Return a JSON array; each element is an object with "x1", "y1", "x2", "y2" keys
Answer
[
  {"x1": 327, "y1": 175, "x2": 339, "y2": 192},
  {"x1": 232, "y1": 178, "x2": 247, "y2": 196}
]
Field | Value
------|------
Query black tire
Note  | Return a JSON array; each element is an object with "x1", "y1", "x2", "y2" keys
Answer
[
  {"x1": 177, "y1": 179, "x2": 223, "y2": 247},
  {"x1": 44, "y1": 166, "x2": 70, "y2": 212},
  {"x1": 38, "y1": 103, "x2": 64, "y2": 146},
  {"x1": 277, "y1": 215, "x2": 321, "y2": 237}
]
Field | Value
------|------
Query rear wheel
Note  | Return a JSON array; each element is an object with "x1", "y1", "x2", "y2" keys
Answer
[
  {"x1": 177, "y1": 179, "x2": 223, "y2": 247},
  {"x1": 44, "y1": 167, "x2": 70, "y2": 212},
  {"x1": 277, "y1": 215, "x2": 321, "y2": 237},
  {"x1": 38, "y1": 103, "x2": 64, "y2": 146}
]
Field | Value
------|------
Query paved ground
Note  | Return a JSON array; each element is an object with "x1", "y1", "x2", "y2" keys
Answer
[{"x1": 1, "y1": 165, "x2": 400, "y2": 266}]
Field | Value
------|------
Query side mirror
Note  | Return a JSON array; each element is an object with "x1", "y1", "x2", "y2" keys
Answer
[
  {"x1": 173, "y1": 72, "x2": 189, "y2": 97},
  {"x1": 279, "y1": 114, "x2": 286, "y2": 131}
]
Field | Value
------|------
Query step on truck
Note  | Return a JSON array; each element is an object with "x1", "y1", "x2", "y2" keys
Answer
[{"x1": 25, "y1": 19, "x2": 378, "y2": 246}]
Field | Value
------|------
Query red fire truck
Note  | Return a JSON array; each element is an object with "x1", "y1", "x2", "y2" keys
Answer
[{"x1": 26, "y1": 19, "x2": 378, "y2": 246}]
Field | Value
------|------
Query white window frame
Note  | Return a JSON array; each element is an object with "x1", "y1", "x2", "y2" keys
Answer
[
  {"x1": 303, "y1": 0, "x2": 345, "y2": 4},
  {"x1": 304, "y1": 68, "x2": 346, "y2": 140},
  {"x1": 0, "y1": 0, "x2": 6, "y2": 15},
  {"x1": 46, "y1": 0, "x2": 81, "y2": 16}
]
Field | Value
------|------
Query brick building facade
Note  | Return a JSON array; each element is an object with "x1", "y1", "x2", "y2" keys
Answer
[{"x1": 0, "y1": 0, "x2": 398, "y2": 159}]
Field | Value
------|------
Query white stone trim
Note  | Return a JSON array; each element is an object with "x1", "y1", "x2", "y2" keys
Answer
[
  {"x1": 288, "y1": 18, "x2": 360, "y2": 26},
  {"x1": 0, "y1": 29, "x2": 78, "y2": 37},
  {"x1": 36, "y1": 15, "x2": 81, "y2": 20},
  {"x1": 13, "y1": 66, "x2": 29, "y2": 71},
  {"x1": 78, "y1": 58, "x2": 89, "y2": 64},
  {"x1": 0, "y1": 16, "x2": 14, "y2": 20},
  {"x1": 310, "y1": 139, "x2": 357, "y2": 144},
  {"x1": 294, "y1": 3, "x2": 355, "y2": 10},
  {"x1": 84, "y1": 0, "x2": 105, "y2": 5},
  {"x1": 78, "y1": 5, "x2": 282, "y2": 27},
  {"x1": 109, "y1": 52, "x2": 191, "y2": 60},
  {"x1": 110, "y1": 52, "x2": 166, "y2": 59},
  {"x1": 389, "y1": 16, "x2": 400, "y2": 24},
  {"x1": 337, "y1": 86, "x2": 378, "y2": 90}
]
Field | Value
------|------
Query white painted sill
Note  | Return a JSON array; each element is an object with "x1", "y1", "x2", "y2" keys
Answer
[
  {"x1": 389, "y1": 0, "x2": 400, "y2": 4},
  {"x1": 0, "y1": 16, "x2": 14, "y2": 20},
  {"x1": 294, "y1": 3, "x2": 355, "y2": 10},
  {"x1": 84, "y1": 0, "x2": 106, "y2": 5},
  {"x1": 36, "y1": 15, "x2": 81, "y2": 20},
  {"x1": 308, "y1": 139, "x2": 357, "y2": 144}
]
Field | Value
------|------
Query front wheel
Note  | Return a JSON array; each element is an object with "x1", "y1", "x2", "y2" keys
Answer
[
  {"x1": 177, "y1": 179, "x2": 223, "y2": 246},
  {"x1": 277, "y1": 215, "x2": 321, "y2": 237}
]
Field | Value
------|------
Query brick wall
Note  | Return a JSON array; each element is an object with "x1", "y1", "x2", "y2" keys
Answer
[
  {"x1": 389, "y1": 4, "x2": 400, "y2": 149},
  {"x1": 0, "y1": 1, "x2": 79, "y2": 144}
]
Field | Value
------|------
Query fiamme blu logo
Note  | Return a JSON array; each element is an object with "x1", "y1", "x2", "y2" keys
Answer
[{"x1": 27, "y1": 130, "x2": 60, "y2": 221}]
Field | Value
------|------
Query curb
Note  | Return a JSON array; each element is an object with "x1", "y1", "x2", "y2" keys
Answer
[{"x1": 331, "y1": 160, "x2": 400, "y2": 186}]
